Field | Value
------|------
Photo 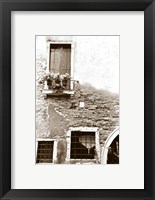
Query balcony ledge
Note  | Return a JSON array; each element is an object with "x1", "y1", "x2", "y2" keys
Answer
[{"x1": 43, "y1": 89, "x2": 75, "y2": 96}]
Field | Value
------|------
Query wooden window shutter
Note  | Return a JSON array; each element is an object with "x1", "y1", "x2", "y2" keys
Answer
[{"x1": 49, "y1": 44, "x2": 71, "y2": 75}]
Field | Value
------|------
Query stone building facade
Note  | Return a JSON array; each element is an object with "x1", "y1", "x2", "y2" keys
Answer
[{"x1": 36, "y1": 36, "x2": 119, "y2": 164}]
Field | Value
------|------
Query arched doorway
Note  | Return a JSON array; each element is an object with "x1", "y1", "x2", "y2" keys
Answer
[{"x1": 101, "y1": 127, "x2": 119, "y2": 164}]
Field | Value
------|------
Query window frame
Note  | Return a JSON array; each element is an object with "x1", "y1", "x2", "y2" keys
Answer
[{"x1": 66, "y1": 127, "x2": 100, "y2": 163}]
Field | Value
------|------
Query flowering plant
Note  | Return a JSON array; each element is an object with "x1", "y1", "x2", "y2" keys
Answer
[{"x1": 39, "y1": 72, "x2": 71, "y2": 91}]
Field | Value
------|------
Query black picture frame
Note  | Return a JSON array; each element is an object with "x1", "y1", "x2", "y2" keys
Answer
[{"x1": 0, "y1": 0, "x2": 154, "y2": 199}]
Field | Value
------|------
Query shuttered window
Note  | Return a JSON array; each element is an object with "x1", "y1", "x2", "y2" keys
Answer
[
  {"x1": 49, "y1": 44, "x2": 71, "y2": 75},
  {"x1": 36, "y1": 141, "x2": 54, "y2": 163}
]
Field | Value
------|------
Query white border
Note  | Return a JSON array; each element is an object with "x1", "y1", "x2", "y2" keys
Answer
[{"x1": 11, "y1": 11, "x2": 144, "y2": 189}]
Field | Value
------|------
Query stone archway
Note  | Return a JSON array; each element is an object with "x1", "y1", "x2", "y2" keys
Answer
[{"x1": 101, "y1": 127, "x2": 119, "y2": 164}]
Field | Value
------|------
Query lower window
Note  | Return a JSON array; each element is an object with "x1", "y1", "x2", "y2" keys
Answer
[
  {"x1": 71, "y1": 131, "x2": 96, "y2": 159},
  {"x1": 36, "y1": 141, "x2": 54, "y2": 163}
]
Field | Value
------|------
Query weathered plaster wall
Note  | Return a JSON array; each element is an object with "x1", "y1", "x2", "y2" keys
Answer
[
  {"x1": 47, "y1": 86, "x2": 119, "y2": 141},
  {"x1": 36, "y1": 66, "x2": 119, "y2": 139},
  {"x1": 36, "y1": 61, "x2": 49, "y2": 137}
]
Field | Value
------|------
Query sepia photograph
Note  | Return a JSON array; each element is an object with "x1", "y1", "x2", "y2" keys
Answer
[{"x1": 36, "y1": 35, "x2": 119, "y2": 164}]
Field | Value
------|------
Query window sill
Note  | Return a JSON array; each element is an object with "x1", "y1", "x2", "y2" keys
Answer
[{"x1": 69, "y1": 159, "x2": 97, "y2": 164}]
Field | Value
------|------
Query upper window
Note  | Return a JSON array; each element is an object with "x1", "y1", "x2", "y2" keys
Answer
[
  {"x1": 49, "y1": 43, "x2": 71, "y2": 75},
  {"x1": 43, "y1": 42, "x2": 74, "y2": 95}
]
